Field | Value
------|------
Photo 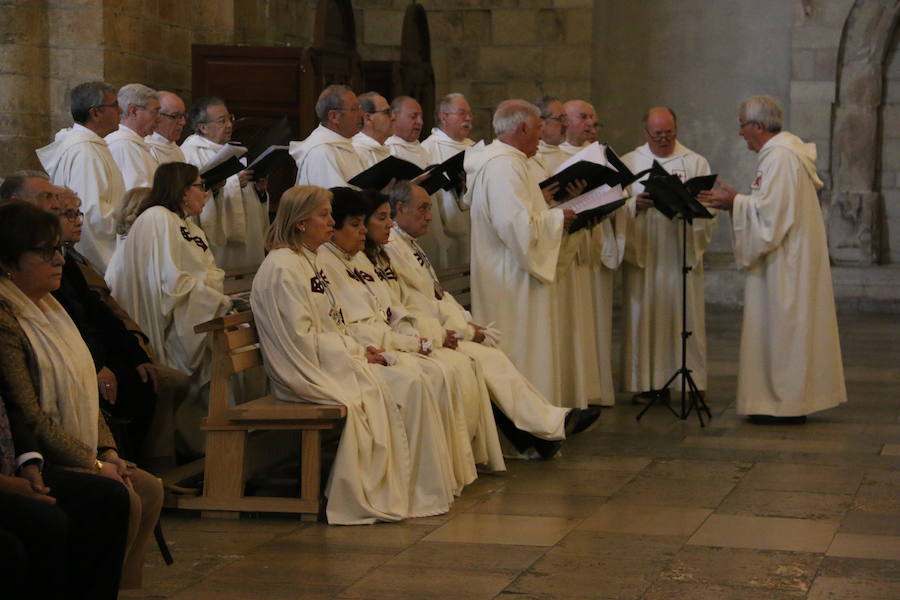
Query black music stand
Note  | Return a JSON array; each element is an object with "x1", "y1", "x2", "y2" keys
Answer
[{"x1": 634, "y1": 163, "x2": 715, "y2": 426}]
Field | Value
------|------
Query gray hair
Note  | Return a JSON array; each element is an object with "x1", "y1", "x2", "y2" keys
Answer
[
  {"x1": 0, "y1": 170, "x2": 50, "y2": 202},
  {"x1": 534, "y1": 95, "x2": 561, "y2": 120},
  {"x1": 740, "y1": 95, "x2": 783, "y2": 133},
  {"x1": 189, "y1": 96, "x2": 227, "y2": 133},
  {"x1": 390, "y1": 95, "x2": 416, "y2": 115},
  {"x1": 641, "y1": 106, "x2": 678, "y2": 127},
  {"x1": 493, "y1": 99, "x2": 540, "y2": 137},
  {"x1": 386, "y1": 180, "x2": 414, "y2": 215},
  {"x1": 358, "y1": 91, "x2": 382, "y2": 114},
  {"x1": 315, "y1": 84, "x2": 353, "y2": 123},
  {"x1": 115, "y1": 187, "x2": 151, "y2": 236},
  {"x1": 70, "y1": 81, "x2": 116, "y2": 124},
  {"x1": 436, "y1": 93, "x2": 466, "y2": 121},
  {"x1": 117, "y1": 83, "x2": 158, "y2": 121}
]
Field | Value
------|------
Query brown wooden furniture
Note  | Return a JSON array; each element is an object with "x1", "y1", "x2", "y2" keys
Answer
[{"x1": 167, "y1": 311, "x2": 346, "y2": 519}]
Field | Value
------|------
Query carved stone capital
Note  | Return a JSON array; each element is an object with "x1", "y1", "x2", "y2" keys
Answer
[{"x1": 825, "y1": 190, "x2": 885, "y2": 265}]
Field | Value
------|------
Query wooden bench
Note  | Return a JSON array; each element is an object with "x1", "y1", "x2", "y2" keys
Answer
[{"x1": 165, "y1": 311, "x2": 346, "y2": 520}]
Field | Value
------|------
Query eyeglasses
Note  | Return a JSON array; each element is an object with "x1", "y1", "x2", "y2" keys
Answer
[
  {"x1": 60, "y1": 209, "x2": 84, "y2": 224},
  {"x1": 739, "y1": 120, "x2": 758, "y2": 129},
  {"x1": 646, "y1": 128, "x2": 675, "y2": 141},
  {"x1": 28, "y1": 244, "x2": 64, "y2": 262},
  {"x1": 366, "y1": 108, "x2": 392, "y2": 116},
  {"x1": 202, "y1": 114, "x2": 236, "y2": 125},
  {"x1": 546, "y1": 114, "x2": 568, "y2": 123},
  {"x1": 190, "y1": 182, "x2": 208, "y2": 192},
  {"x1": 160, "y1": 111, "x2": 187, "y2": 121}
]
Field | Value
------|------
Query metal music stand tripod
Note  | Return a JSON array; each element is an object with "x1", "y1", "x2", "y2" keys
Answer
[{"x1": 635, "y1": 166, "x2": 714, "y2": 426}]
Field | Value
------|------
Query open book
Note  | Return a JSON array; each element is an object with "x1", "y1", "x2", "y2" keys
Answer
[{"x1": 199, "y1": 143, "x2": 248, "y2": 188}]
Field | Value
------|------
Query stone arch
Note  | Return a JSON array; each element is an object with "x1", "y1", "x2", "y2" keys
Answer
[{"x1": 827, "y1": 0, "x2": 900, "y2": 264}]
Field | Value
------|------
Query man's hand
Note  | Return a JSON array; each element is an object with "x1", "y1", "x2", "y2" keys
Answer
[
  {"x1": 0, "y1": 474, "x2": 55, "y2": 504},
  {"x1": 136, "y1": 362, "x2": 158, "y2": 393},
  {"x1": 19, "y1": 463, "x2": 51, "y2": 496},
  {"x1": 418, "y1": 338, "x2": 432, "y2": 355},
  {"x1": 541, "y1": 182, "x2": 559, "y2": 206},
  {"x1": 365, "y1": 346, "x2": 388, "y2": 365},
  {"x1": 635, "y1": 191, "x2": 654, "y2": 212},
  {"x1": 97, "y1": 366, "x2": 118, "y2": 405},
  {"x1": 563, "y1": 208, "x2": 577, "y2": 231},
  {"x1": 565, "y1": 178, "x2": 588, "y2": 200},
  {"x1": 471, "y1": 324, "x2": 486, "y2": 344},
  {"x1": 237, "y1": 169, "x2": 254, "y2": 188},
  {"x1": 443, "y1": 330, "x2": 459, "y2": 350},
  {"x1": 455, "y1": 170, "x2": 467, "y2": 195},
  {"x1": 254, "y1": 175, "x2": 268, "y2": 195},
  {"x1": 698, "y1": 181, "x2": 737, "y2": 211},
  {"x1": 96, "y1": 461, "x2": 126, "y2": 485}
]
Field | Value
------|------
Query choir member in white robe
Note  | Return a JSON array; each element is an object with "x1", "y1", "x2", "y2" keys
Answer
[
  {"x1": 106, "y1": 162, "x2": 232, "y2": 453},
  {"x1": 534, "y1": 96, "x2": 571, "y2": 176},
  {"x1": 699, "y1": 95, "x2": 846, "y2": 422},
  {"x1": 291, "y1": 84, "x2": 366, "y2": 188},
  {"x1": 250, "y1": 185, "x2": 451, "y2": 523},
  {"x1": 386, "y1": 180, "x2": 600, "y2": 458},
  {"x1": 421, "y1": 93, "x2": 476, "y2": 268},
  {"x1": 320, "y1": 187, "x2": 503, "y2": 491},
  {"x1": 145, "y1": 91, "x2": 188, "y2": 165},
  {"x1": 181, "y1": 97, "x2": 269, "y2": 271},
  {"x1": 351, "y1": 92, "x2": 394, "y2": 169},
  {"x1": 621, "y1": 107, "x2": 716, "y2": 396},
  {"x1": 105, "y1": 84, "x2": 161, "y2": 191},
  {"x1": 386, "y1": 96, "x2": 454, "y2": 269},
  {"x1": 37, "y1": 81, "x2": 126, "y2": 274},
  {"x1": 466, "y1": 100, "x2": 574, "y2": 407}
]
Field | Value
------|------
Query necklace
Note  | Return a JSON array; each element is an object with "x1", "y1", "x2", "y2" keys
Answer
[{"x1": 298, "y1": 247, "x2": 343, "y2": 327}]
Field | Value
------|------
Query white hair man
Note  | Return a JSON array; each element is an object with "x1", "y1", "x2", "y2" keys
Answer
[
  {"x1": 465, "y1": 99, "x2": 580, "y2": 407},
  {"x1": 351, "y1": 91, "x2": 394, "y2": 168},
  {"x1": 104, "y1": 83, "x2": 161, "y2": 191},
  {"x1": 698, "y1": 95, "x2": 846, "y2": 423},
  {"x1": 385, "y1": 181, "x2": 600, "y2": 459},
  {"x1": 37, "y1": 81, "x2": 126, "y2": 274},
  {"x1": 421, "y1": 93, "x2": 477, "y2": 268},
  {"x1": 181, "y1": 96, "x2": 269, "y2": 270},
  {"x1": 145, "y1": 91, "x2": 187, "y2": 164},
  {"x1": 291, "y1": 84, "x2": 365, "y2": 188},
  {"x1": 620, "y1": 106, "x2": 716, "y2": 404},
  {"x1": 386, "y1": 96, "x2": 454, "y2": 268}
]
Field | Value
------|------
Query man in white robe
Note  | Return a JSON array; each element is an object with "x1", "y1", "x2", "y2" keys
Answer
[
  {"x1": 37, "y1": 81, "x2": 126, "y2": 274},
  {"x1": 145, "y1": 91, "x2": 187, "y2": 165},
  {"x1": 291, "y1": 84, "x2": 366, "y2": 188},
  {"x1": 386, "y1": 181, "x2": 600, "y2": 458},
  {"x1": 561, "y1": 99, "x2": 626, "y2": 406},
  {"x1": 181, "y1": 96, "x2": 269, "y2": 271},
  {"x1": 699, "y1": 95, "x2": 846, "y2": 422},
  {"x1": 421, "y1": 93, "x2": 476, "y2": 268},
  {"x1": 534, "y1": 96, "x2": 571, "y2": 176},
  {"x1": 351, "y1": 92, "x2": 393, "y2": 169},
  {"x1": 621, "y1": 107, "x2": 716, "y2": 400},
  {"x1": 105, "y1": 83, "x2": 161, "y2": 191},
  {"x1": 386, "y1": 96, "x2": 454, "y2": 268}
]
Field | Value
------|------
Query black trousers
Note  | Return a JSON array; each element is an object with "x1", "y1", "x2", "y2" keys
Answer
[
  {"x1": 0, "y1": 466, "x2": 130, "y2": 600},
  {"x1": 102, "y1": 352, "x2": 157, "y2": 458}
]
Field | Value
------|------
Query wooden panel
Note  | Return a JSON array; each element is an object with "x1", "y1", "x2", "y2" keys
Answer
[
  {"x1": 195, "y1": 309, "x2": 254, "y2": 333},
  {"x1": 223, "y1": 396, "x2": 347, "y2": 422},
  {"x1": 224, "y1": 326, "x2": 258, "y2": 350},
  {"x1": 230, "y1": 348, "x2": 263, "y2": 373},
  {"x1": 175, "y1": 495, "x2": 318, "y2": 515},
  {"x1": 203, "y1": 430, "x2": 247, "y2": 499}
]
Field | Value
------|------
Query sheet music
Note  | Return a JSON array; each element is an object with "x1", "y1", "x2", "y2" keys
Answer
[
  {"x1": 556, "y1": 184, "x2": 625, "y2": 214},
  {"x1": 200, "y1": 142, "x2": 247, "y2": 174},
  {"x1": 553, "y1": 142, "x2": 609, "y2": 175}
]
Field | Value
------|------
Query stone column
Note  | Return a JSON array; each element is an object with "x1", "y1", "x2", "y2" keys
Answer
[{"x1": 0, "y1": 1, "x2": 50, "y2": 174}]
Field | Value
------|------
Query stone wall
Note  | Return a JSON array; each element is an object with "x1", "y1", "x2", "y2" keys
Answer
[{"x1": 882, "y1": 23, "x2": 899, "y2": 263}]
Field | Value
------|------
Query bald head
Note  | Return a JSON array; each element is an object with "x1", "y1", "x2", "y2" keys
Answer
[
  {"x1": 391, "y1": 97, "x2": 424, "y2": 142},
  {"x1": 155, "y1": 91, "x2": 187, "y2": 142},
  {"x1": 642, "y1": 106, "x2": 678, "y2": 157},
  {"x1": 563, "y1": 100, "x2": 596, "y2": 147}
]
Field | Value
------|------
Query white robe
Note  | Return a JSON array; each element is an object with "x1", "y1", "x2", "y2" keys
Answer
[
  {"x1": 319, "y1": 244, "x2": 502, "y2": 490},
  {"x1": 465, "y1": 140, "x2": 568, "y2": 406},
  {"x1": 528, "y1": 153, "x2": 604, "y2": 408},
  {"x1": 351, "y1": 132, "x2": 391, "y2": 169},
  {"x1": 250, "y1": 247, "x2": 451, "y2": 523},
  {"x1": 731, "y1": 132, "x2": 846, "y2": 416},
  {"x1": 537, "y1": 140, "x2": 569, "y2": 177},
  {"x1": 37, "y1": 124, "x2": 126, "y2": 274},
  {"x1": 621, "y1": 141, "x2": 715, "y2": 392},
  {"x1": 290, "y1": 124, "x2": 365, "y2": 188},
  {"x1": 181, "y1": 134, "x2": 269, "y2": 271},
  {"x1": 386, "y1": 225, "x2": 568, "y2": 440},
  {"x1": 106, "y1": 205, "x2": 231, "y2": 381},
  {"x1": 105, "y1": 124, "x2": 158, "y2": 191},
  {"x1": 422, "y1": 128, "x2": 475, "y2": 268},
  {"x1": 386, "y1": 135, "x2": 454, "y2": 268},
  {"x1": 145, "y1": 132, "x2": 186, "y2": 165}
]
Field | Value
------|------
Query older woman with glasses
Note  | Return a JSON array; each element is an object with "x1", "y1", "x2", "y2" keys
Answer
[
  {"x1": 0, "y1": 200, "x2": 158, "y2": 593},
  {"x1": 107, "y1": 162, "x2": 231, "y2": 456}
]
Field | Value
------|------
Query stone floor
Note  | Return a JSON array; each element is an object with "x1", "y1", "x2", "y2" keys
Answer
[{"x1": 123, "y1": 309, "x2": 900, "y2": 599}]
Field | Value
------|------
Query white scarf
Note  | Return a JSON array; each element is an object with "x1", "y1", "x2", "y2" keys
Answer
[{"x1": 0, "y1": 278, "x2": 99, "y2": 449}]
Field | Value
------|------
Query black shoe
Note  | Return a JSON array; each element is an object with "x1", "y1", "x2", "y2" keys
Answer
[
  {"x1": 747, "y1": 414, "x2": 807, "y2": 425},
  {"x1": 565, "y1": 407, "x2": 601, "y2": 436},
  {"x1": 533, "y1": 439, "x2": 562, "y2": 460},
  {"x1": 631, "y1": 389, "x2": 670, "y2": 406}
]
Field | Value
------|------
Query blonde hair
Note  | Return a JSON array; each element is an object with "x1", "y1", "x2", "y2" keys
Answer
[
  {"x1": 265, "y1": 186, "x2": 332, "y2": 251},
  {"x1": 115, "y1": 187, "x2": 150, "y2": 236}
]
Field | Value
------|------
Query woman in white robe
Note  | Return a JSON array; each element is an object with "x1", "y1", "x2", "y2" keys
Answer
[
  {"x1": 321, "y1": 188, "x2": 504, "y2": 488},
  {"x1": 106, "y1": 163, "x2": 232, "y2": 453},
  {"x1": 250, "y1": 186, "x2": 452, "y2": 524}
]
